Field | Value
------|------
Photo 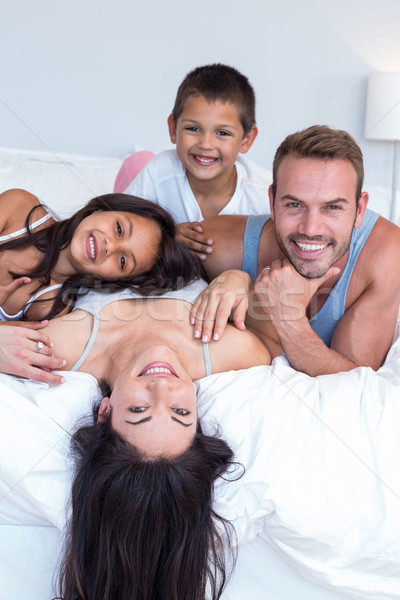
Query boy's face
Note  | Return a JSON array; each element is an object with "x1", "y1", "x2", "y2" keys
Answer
[{"x1": 168, "y1": 95, "x2": 257, "y2": 188}]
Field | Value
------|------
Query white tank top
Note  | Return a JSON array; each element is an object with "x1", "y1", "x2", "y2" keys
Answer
[
  {"x1": 70, "y1": 280, "x2": 212, "y2": 376},
  {"x1": 0, "y1": 211, "x2": 62, "y2": 320}
]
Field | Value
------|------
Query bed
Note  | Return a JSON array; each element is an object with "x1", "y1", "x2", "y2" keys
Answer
[{"x1": 0, "y1": 147, "x2": 399, "y2": 600}]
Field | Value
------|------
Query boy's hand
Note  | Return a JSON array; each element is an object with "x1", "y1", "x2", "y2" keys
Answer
[
  {"x1": 0, "y1": 277, "x2": 31, "y2": 304},
  {"x1": 176, "y1": 222, "x2": 213, "y2": 260},
  {"x1": 0, "y1": 320, "x2": 66, "y2": 384},
  {"x1": 190, "y1": 270, "x2": 251, "y2": 342}
]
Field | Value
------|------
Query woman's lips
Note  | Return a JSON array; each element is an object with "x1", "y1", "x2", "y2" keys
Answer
[{"x1": 139, "y1": 362, "x2": 177, "y2": 377}]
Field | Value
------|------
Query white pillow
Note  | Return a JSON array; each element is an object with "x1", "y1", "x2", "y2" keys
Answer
[{"x1": 0, "y1": 147, "x2": 123, "y2": 218}]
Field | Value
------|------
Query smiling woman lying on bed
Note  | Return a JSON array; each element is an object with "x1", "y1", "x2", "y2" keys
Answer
[{"x1": 33, "y1": 279, "x2": 271, "y2": 600}]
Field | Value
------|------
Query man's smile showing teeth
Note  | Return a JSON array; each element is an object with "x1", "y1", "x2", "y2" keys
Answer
[{"x1": 295, "y1": 241, "x2": 329, "y2": 252}]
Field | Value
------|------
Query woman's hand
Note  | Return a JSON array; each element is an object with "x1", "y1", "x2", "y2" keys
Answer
[
  {"x1": 0, "y1": 320, "x2": 66, "y2": 384},
  {"x1": 0, "y1": 276, "x2": 31, "y2": 305},
  {"x1": 190, "y1": 270, "x2": 251, "y2": 342},
  {"x1": 176, "y1": 222, "x2": 213, "y2": 260}
]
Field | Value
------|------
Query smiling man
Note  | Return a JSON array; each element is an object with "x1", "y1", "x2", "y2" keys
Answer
[{"x1": 196, "y1": 125, "x2": 400, "y2": 375}]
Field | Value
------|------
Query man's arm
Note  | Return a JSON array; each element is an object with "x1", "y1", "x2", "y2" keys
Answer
[
  {"x1": 199, "y1": 215, "x2": 248, "y2": 279},
  {"x1": 252, "y1": 224, "x2": 400, "y2": 376}
]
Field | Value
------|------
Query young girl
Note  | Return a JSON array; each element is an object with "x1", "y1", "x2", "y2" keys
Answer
[{"x1": 0, "y1": 189, "x2": 195, "y2": 322}]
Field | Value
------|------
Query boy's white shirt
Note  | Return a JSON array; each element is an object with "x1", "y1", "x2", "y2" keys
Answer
[{"x1": 124, "y1": 149, "x2": 272, "y2": 223}]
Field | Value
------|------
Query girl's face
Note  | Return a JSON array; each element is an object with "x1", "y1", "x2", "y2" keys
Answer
[
  {"x1": 69, "y1": 211, "x2": 161, "y2": 279},
  {"x1": 99, "y1": 345, "x2": 198, "y2": 457}
]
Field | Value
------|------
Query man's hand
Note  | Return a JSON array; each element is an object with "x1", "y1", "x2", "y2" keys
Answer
[
  {"x1": 190, "y1": 270, "x2": 251, "y2": 342},
  {"x1": 176, "y1": 222, "x2": 213, "y2": 260},
  {"x1": 0, "y1": 277, "x2": 31, "y2": 305},
  {"x1": 254, "y1": 259, "x2": 340, "y2": 324},
  {"x1": 0, "y1": 321, "x2": 66, "y2": 384}
]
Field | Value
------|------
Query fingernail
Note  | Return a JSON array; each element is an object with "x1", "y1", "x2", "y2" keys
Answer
[
  {"x1": 207, "y1": 239, "x2": 213, "y2": 245},
  {"x1": 213, "y1": 333, "x2": 219, "y2": 341},
  {"x1": 60, "y1": 377, "x2": 65, "y2": 384},
  {"x1": 199, "y1": 255, "x2": 206, "y2": 261},
  {"x1": 202, "y1": 334, "x2": 208, "y2": 343},
  {"x1": 194, "y1": 330, "x2": 200, "y2": 339},
  {"x1": 206, "y1": 247, "x2": 212, "y2": 254},
  {"x1": 190, "y1": 317, "x2": 195, "y2": 325},
  {"x1": 61, "y1": 360, "x2": 66, "y2": 366}
]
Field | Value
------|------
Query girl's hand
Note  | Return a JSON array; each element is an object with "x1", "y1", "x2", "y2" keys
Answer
[
  {"x1": 190, "y1": 270, "x2": 251, "y2": 343},
  {"x1": 0, "y1": 320, "x2": 66, "y2": 384},
  {"x1": 0, "y1": 277, "x2": 31, "y2": 304}
]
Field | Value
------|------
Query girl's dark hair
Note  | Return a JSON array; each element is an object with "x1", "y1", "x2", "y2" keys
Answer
[
  {"x1": 0, "y1": 193, "x2": 203, "y2": 320},
  {"x1": 57, "y1": 414, "x2": 238, "y2": 600}
]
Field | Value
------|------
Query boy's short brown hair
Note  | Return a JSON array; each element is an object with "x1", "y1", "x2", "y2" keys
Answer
[
  {"x1": 172, "y1": 63, "x2": 256, "y2": 135},
  {"x1": 272, "y1": 125, "x2": 364, "y2": 202}
]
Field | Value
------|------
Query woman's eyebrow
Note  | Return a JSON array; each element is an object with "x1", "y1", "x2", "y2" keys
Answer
[
  {"x1": 125, "y1": 416, "x2": 152, "y2": 425},
  {"x1": 125, "y1": 416, "x2": 193, "y2": 427},
  {"x1": 171, "y1": 416, "x2": 192, "y2": 428}
]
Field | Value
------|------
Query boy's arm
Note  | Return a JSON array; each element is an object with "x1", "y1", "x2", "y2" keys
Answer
[{"x1": 175, "y1": 222, "x2": 214, "y2": 260}]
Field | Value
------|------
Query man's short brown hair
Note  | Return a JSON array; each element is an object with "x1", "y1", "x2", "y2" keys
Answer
[
  {"x1": 272, "y1": 125, "x2": 364, "y2": 202},
  {"x1": 172, "y1": 63, "x2": 256, "y2": 135}
]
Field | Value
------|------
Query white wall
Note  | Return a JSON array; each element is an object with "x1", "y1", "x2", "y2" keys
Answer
[{"x1": 1, "y1": 0, "x2": 400, "y2": 192}]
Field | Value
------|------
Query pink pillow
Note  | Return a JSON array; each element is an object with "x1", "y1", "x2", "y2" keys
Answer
[{"x1": 114, "y1": 150, "x2": 155, "y2": 193}]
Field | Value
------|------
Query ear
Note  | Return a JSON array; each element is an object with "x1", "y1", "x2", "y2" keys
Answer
[
  {"x1": 239, "y1": 125, "x2": 258, "y2": 154},
  {"x1": 167, "y1": 114, "x2": 177, "y2": 144},
  {"x1": 354, "y1": 192, "x2": 369, "y2": 229},
  {"x1": 268, "y1": 185, "x2": 275, "y2": 221},
  {"x1": 97, "y1": 396, "x2": 110, "y2": 423}
]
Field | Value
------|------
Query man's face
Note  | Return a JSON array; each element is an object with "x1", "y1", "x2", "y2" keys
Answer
[{"x1": 269, "y1": 156, "x2": 368, "y2": 279}]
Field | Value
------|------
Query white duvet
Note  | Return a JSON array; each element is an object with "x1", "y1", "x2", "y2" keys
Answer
[{"x1": 1, "y1": 318, "x2": 400, "y2": 599}]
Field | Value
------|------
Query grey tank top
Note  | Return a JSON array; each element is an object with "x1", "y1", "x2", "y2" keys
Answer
[
  {"x1": 70, "y1": 279, "x2": 212, "y2": 376},
  {"x1": 242, "y1": 210, "x2": 380, "y2": 347}
]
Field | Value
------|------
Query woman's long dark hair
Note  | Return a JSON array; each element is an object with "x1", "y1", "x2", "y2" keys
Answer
[
  {"x1": 0, "y1": 193, "x2": 203, "y2": 319},
  {"x1": 57, "y1": 415, "x2": 238, "y2": 600}
]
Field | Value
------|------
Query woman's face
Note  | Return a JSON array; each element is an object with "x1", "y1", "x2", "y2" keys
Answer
[
  {"x1": 99, "y1": 346, "x2": 198, "y2": 457},
  {"x1": 69, "y1": 211, "x2": 161, "y2": 279}
]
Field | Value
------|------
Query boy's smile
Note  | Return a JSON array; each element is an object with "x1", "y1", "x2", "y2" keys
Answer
[{"x1": 168, "y1": 95, "x2": 257, "y2": 192}]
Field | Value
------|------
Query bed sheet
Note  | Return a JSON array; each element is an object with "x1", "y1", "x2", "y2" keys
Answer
[
  {"x1": 0, "y1": 147, "x2": 399, "y2": 599},
  {"x1": 1, "y1": 313, "x2": 399, "y2": 600}
]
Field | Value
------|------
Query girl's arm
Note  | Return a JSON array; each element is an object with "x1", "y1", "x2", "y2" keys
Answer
[
  {"x1": 0, "y1": 277, "x2": 32, "y2": 305},
  {"x1": 0, "y1": 189, "x2": 42, "y2": 236}
]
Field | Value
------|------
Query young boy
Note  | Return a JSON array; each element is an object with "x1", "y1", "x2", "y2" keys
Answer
[{"x1": 123, "y1": 64, "x2": 272, "y2": 259}]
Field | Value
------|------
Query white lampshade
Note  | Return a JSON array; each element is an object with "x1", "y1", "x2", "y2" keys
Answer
[{"x1": 365, "y1": 72, "x2": 400, "y2": 141}]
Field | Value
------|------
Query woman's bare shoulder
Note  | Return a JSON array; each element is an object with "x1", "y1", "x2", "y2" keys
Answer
[
  {"x1": 0, "y1": 189, "x2": 43, "y2": 236},
  {"x1": 210, "y1": 324, "x2": 271, "y2": 373}
]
